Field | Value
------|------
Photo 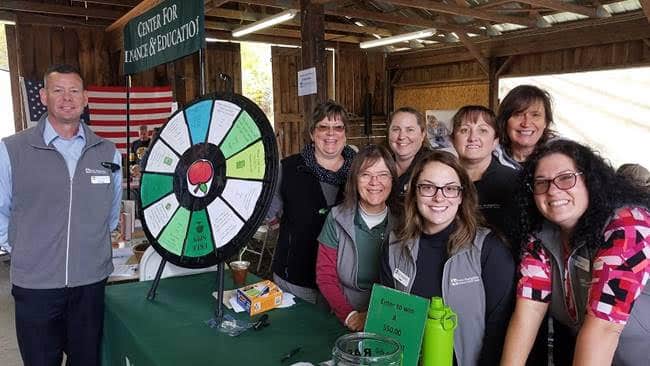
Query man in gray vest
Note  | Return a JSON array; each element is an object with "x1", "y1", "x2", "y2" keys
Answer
[{"x1": 0, "y1": 64, "x2": 121, "y2": 365}]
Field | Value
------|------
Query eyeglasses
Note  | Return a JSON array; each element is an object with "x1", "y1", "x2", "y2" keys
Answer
[
  {"x1": 314, "y1": 124, "x2": 345, "y2": 133},
  {"x1": 416, "y1": 184, "x2": 463, "y2": 198},
  {"x1": 529, "y1": 171, "x2": 583, "y2": 195},
  {"x1": 359, "y1": 172, "x2": 392, "y2": 183}
]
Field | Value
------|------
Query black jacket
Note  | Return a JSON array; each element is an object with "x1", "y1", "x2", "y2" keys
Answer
[{"x1": 271, "y1": 154, "x2": 345, "y2": 288}]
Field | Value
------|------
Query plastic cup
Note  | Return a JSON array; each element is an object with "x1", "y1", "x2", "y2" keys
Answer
[{"x1": 229, "y1": 260, "x2": 250, "y2": 286}]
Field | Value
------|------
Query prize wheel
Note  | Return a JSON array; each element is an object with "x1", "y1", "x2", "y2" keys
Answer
[{"x1": 138, "y1": 93, "x2": 278, "y2": 269}]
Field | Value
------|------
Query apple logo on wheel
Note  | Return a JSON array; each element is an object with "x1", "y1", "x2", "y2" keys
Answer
[{"x1": 186, "y1": 159, "x2": 214, "y2": 198}]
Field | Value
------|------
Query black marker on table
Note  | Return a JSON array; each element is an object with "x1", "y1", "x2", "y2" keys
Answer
[{"x1": 281, "y1": 346, "x2": 301, "y2": 363}]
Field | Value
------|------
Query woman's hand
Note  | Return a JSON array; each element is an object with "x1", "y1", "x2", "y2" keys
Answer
[{"x1": 346, "y1": 311, "x2": 367, "y2": 332}]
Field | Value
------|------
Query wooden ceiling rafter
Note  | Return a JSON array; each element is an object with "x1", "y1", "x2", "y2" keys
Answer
[
  {"x1": 326, "y1": 7, "x2": 480, "y2": 35},
  {"x1": 517, "y1": 0, "x2": 598, "y2": 18},
  {"x1": 451, "y1": 0, "x2": 489, "y2": 75},
  {"x1": 0, "y1": 0, "x2": 125, "y2": 20},
  {"x1": 205, "y1": 0, "x2": 232, "y2": 12},
  {"x1": 381, "y1": 0, "x2": 537, "y2": 27},
  {"x1": 640, "y1": 0, "x2": 650, "y2": 22},
  {"x1": 206, "y1": 7, "x2": 393, "y2": 36},
  {"x1": 70, "y1": 0, "x2": 139, "y2": 7}
]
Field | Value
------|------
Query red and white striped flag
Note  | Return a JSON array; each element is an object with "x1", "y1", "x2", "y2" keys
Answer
[{"x1": 87, "y1": 86, "x2": 173, "y2": 154}]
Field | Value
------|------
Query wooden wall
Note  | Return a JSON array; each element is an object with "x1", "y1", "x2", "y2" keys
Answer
[
  {"x1": 11, "y1": 20, "x2": 242, "y2": 131},
  {"x1": 394, "y1": 82, "x2": 489, "y2": 112},
  {"x1": 392, "y1": 60, "x2": 489, "y2": 111},
  {"x1": 499, "y1": 39, "x2": 650, "y2": 77},
  {"x1": 272, "y1": 45, "x2": 388, "y2": 157},
  {"x1": 387, "y1": 18, "x2": 650, "y2": 113}
]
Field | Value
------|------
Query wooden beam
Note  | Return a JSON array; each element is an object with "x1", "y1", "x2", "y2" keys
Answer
[
  {"x1": 106, "y1": 0, "x2": 163, "y2": 32},
  {"x1": 16, "y1": 12, "x2": 112, "y2": 28},
  {"x1": 641, "y1": 0, "x2": 650, "y2": 22},
  {"x1": 71, "y1": 0, "x2": 140, "y2": 6},
  {"x1": 6, "y1": 25, "x2": 23, "y2": 132},
  {"x1": 474, "y1": 0, "x2": 517, "y2": 10},
  {"x1": 326, "y1": 7, "x2": 476, "y2": 34},
  {"x1": 206, "y1": 29, "x2": 301, "y2": 45},
  {"x1": 387, "y1": 13, "x2": 650, "y2": 69},
  {"x1": 0, "y1": 0, "x2": 125, "y2": 20},
  {"x1": 301, "y1": 0, "x2": 327, "y2": 140},
  {"x1": 643, "y1": 38, "x2": 650, "y2": 48},
  {"x1": 234, "y1": 0, "x2": 298, "y2": 8},
  {"x1": 204, "y1": 0, "x2": 230, "y2": 12},
  {"x1": 382, "y1": 0, "x2": 537, "y2": 27},
  {"x1": 451, "y1": 0, "x2": 488, "y2": 74},
  {"x1": 458, "y1": 33, "x2": 489, "y2": 75},
  {"x1": 517, "y1": 0, "x2": 598, "y2": 18},
  {"x1": 205, "y1": 19, "x2": 360, "y2": 42},
  {"x1": 207, "y1": 7, "x2": 393, "y2": 35},
  {"x1": 496, "y1": 55, "x2": 515, "y2": 76}
]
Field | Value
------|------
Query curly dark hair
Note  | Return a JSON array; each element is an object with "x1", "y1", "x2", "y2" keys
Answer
[{"x1": 513, "y1": 139, "x2": 650, "y2": 254}]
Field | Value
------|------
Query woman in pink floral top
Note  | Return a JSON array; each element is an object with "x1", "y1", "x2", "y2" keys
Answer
[{"x1": 501, "y1": 140, "x2": 650, "y2": 366}]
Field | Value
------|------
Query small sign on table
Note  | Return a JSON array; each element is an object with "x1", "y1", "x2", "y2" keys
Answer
[{"x1": 364, "y1": 284, "x2": 429, "y2": 366}]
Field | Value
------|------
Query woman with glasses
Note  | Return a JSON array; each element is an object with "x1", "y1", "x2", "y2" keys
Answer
[
  {"x1": 501, "y1": 140, "x2": 650, "y2": 366},
  {"x1": 270, "y1": 100, "x2": 356, "y2": 303},
  {"x1": 495, "y1": 85, "x2": 557, "y2": 169},
  {"x1": 380, "y1": 151, "x2": 515, "y2": 365},
  {"x1": 316, "y1": 145, "x2": 396, "y2": 331},
  {"x1": 451, "y1": 105, "x2": 518, "y2": 239}
]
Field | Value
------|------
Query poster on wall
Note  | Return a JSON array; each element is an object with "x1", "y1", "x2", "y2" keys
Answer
[{"x1": 424, "y1": 109, "x2": 456, "y2": 149}]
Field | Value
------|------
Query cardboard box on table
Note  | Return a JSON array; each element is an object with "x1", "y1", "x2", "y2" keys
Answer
[{"x1": 236, "y1": 280, "x2": 283, "y2": 316}]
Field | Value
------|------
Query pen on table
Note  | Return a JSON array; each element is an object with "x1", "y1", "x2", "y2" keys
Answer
[{"x1": 281, "y1": 346, "x2": 301, "y2": 362}]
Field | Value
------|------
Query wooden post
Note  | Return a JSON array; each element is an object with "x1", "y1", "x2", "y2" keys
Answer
[
  {"x1": 300, "y1": 0, "x2": 326, "y2": 144},
  {"x1": 488, "y1": 58, "x2": 499, "y2": 111}
]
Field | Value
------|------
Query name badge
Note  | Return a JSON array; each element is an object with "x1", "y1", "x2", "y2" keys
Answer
[
  {"x1": 91, "y1": 175, "x2": 111, "y2": 184},
  {"x1": 393, "y1": 268, "x2": 410, "y2": 288},
  {"x1": 574, "y1": 255, "x2": 590, "y2": 272}
]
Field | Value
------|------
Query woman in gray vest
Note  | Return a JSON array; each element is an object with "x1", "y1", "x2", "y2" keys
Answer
[
  {"x1": 380, "y1": 151, "x2": 515, "y2": 365},
  {"x1": 501, "y1": 140, "x2": 650, "y2": 366},
  {"x1": 316, "y1": 145, "x2": 397, "y2": 331}
]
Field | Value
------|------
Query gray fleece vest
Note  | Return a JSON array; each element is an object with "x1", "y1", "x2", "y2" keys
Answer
[
  {"x1": 538, "y1": 220, "x2": 650, "y2": 366},
  {"x1": 387, "y1": 227, "x2": 490, "y2": 366},
  {"x1": 4, "y1": 116, "x2": 117, "y2": 289},
  {"x1": 332, "y1": 204, "x2": 392, "y2": 311}
]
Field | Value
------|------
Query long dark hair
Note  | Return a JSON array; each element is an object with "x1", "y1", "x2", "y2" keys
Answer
[
  {"x1": 514, "y1": 140, "x2": 650, "y2": 252},
  {"x1": 399, "y1": 150, "x2": 483, "y2": 254}
]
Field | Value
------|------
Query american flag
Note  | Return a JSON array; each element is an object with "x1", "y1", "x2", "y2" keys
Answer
[
  {"x1": 20, "y1": 77, "x2": 90, "y2": 127},
  {"x1": 20, "y1": 78, "x2": 47, "y2": 126},
  {"x1": 87, "y1": 86, "x2": 173, "y2": 155}
]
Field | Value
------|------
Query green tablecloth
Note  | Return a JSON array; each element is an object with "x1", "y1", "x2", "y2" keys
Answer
[{"x1": 102, "y1": 271, "x2": 346, "y2": 366}]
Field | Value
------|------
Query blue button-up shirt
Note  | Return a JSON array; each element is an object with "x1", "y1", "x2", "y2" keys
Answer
[{"x1": 0, "y1": 119, "x2": 122, "y2": 252}]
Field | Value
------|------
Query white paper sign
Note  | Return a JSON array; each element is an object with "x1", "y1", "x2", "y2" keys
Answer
[{"x1": 297, "y1": 67, "x2": 317, "y2": 96}]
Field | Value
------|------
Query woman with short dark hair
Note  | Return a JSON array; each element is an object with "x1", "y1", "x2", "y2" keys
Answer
[
  {"x1": 451, "y1": 105, "x2": 518, "y2": 239},
  {"x1": 501, "y1": 140, "x2": 650, "y2": 366}
]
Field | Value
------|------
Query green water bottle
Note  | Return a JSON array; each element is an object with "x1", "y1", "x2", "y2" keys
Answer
[{"x1": 421, "y1": 297, "x2": 457, "y2": 366}]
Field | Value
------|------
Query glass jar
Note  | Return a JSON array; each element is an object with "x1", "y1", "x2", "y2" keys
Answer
[{"x1": 332, "y1": 332, "x2": 402, "y2": 366}]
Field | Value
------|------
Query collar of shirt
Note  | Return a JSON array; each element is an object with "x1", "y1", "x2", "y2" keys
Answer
[{"x1": 43, "y1": 117, "x2": 85, "y2": 146}]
